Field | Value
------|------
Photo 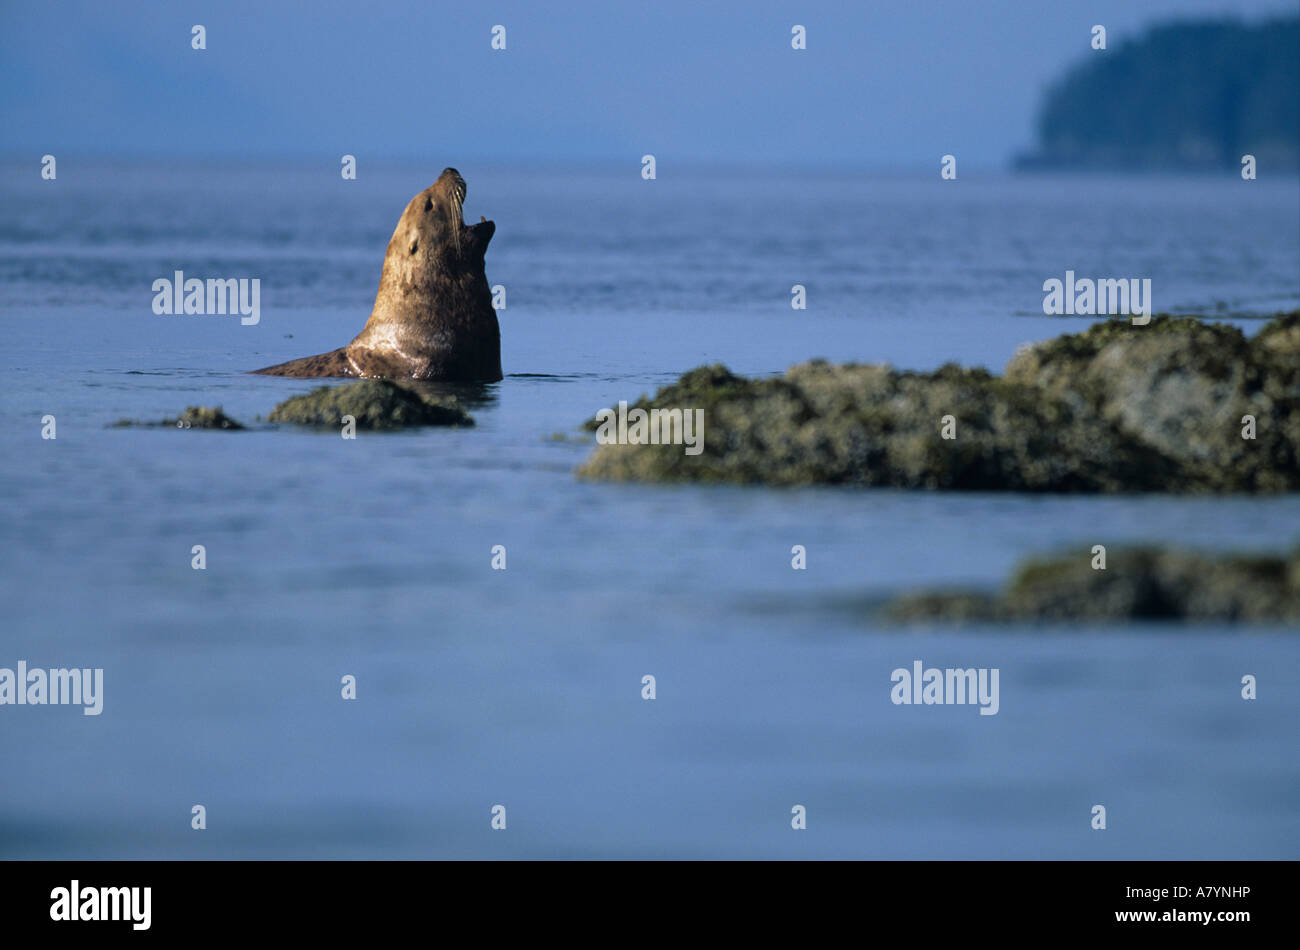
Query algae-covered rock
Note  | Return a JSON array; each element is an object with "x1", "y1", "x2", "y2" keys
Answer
[
  {"x1": 577, "y1": 361, "x2": 1176, "y2": 490},
  {"x1": 267, "y1": 379, "x2": 473, "y2": 429},
  {"x1": 1004, "y1": 313, "x2": 1300, "y2": 492},
  {"x1": 1252, "y1": 309, "x2": 1300, "y2": 358},
  {"x1": 111, "y1": 406, "x2": 244, "y2": 429},
  {"x1": 578, "y1": 313, "x2": 1300, "y2": 492},
  {"x1": 172, "y1": 406, "x2": 244, "y2": 429},
  {"x1": 885, "y1": 546, "x2": 1300, "y2": 623}
]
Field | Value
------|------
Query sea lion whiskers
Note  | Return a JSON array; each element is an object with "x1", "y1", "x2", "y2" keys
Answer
[
  {"x1": 448, "y1": 177, "x2": 466, "y2": 255},
  {"x1": 450, "y1": 192, "x2": 463, "y2": 254}
]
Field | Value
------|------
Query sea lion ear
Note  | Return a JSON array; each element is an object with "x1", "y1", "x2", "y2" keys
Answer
[
  {"x1": 407, "y1": 233, "x2": 419, "y2": 254},
  {"x1": 471, "y1": 219, "x2": 495, "y2": 256}
]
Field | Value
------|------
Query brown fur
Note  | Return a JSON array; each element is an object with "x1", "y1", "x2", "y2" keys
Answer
[{"x1": 253, "y1": 168, "x2": 502, "y2": 381}]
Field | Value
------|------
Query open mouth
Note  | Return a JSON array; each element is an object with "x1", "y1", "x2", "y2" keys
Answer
[
  {"x1": 440, "y1": 170, "x2": 492, "y2": 255},
  {"x1": 450, "y1": 177, "x2": 490, "y2": 234},
  {"x1": 451, "y1": 175, "x2": 490, "y2": 230}
]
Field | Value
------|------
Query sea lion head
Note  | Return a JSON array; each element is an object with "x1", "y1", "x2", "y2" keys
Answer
[{"x1": 390, "y1": 168, "x2": 495, "y2": 278}]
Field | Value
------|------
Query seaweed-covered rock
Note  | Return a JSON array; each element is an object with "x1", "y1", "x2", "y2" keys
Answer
[
  {"x1": 577, "y1": 313, "x2": 1300, "y2": 492},
  {"x1": 1004, "y1": 314, "x2": 1300, "y2": 492},
  {"x1": 1253, "y1": 309, "x2": 1300, "y2": 358},
  {"x1": 885, "y1": 546, "x2": 1300, "y2": 623},
  {"x1": 576, "y1": 362, "x2": 1176, "y2": 490},
  {"x1": 171, "y1": 406, "x2": 244, "y2": 429},
  {"x1": 267, "y1": 380, "x2": 473, "y2": 429},
  {"x1": 111, "y1": 406, "x2": 244, "y2": 429}
]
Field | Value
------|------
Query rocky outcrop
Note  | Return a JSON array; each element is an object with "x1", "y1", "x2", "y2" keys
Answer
[
  {"x1": 111, "y1": 407, "x2": 244, "y2": 429},
  {"x1": 885, "y1": 546, "x2": 1300, "y2": 623},
  {"x1": 1003, "y1": 313, "x2": 1300, "y2": 492},
  {"x1": 577, "y1": 313, "x2": 1300, "y2": 492},
  {"x1": 267, "y1": 380, "x2": 473, "y2": 429}
]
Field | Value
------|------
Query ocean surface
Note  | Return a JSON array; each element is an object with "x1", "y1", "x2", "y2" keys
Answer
[{"x1": 1, "y1": 161, "x2": 1297, "y2": 858}]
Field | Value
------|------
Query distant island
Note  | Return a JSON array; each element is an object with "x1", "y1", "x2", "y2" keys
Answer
[{"x1": 1016, "y1": 17, "x2": 1299, "y2": 171}]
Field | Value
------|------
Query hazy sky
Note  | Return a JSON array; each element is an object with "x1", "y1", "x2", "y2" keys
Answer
[{"x1": 2, "y1": 0, "x2": 1294, "y2": 168}]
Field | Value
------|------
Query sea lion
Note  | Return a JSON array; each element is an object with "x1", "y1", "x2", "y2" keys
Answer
[{"x1": 253, "y1": 168, "x2": 502, "y2": 381}]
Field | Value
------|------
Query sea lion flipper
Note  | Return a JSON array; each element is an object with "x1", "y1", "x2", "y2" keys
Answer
[{"x1": 250, "y1": 347, "x2": 356, "y2": 377}]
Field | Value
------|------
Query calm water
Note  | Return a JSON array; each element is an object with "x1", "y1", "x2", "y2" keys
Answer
[{"x1": 1, "y1": 162, "x2": 1298, "y2": 858}]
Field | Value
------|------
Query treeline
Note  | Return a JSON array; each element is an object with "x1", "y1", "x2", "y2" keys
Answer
[{"x1": 1016, "y1": 17, "x2": 1299, "y2": 170}]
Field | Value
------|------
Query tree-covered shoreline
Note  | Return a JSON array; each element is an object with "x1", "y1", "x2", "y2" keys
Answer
[{"x1": 1016, "y1": 17, "x2": 1299, "y2": 171}]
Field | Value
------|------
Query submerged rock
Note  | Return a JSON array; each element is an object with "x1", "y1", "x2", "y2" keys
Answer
[
  {"x1": 267, "y1": 379, "x2": 473, "y2": 429},
  {"x1": 885, "y1": 546, "x2": 1300, "y2": 623},
  {"x1": 577, "y1": 313, "x2": 1300, "y2": 492},
  {"x1": 111, "y1": 406, "x2": 244, "y2": 429}
]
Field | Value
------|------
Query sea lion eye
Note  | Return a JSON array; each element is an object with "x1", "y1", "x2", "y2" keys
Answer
[{"x1": 424, "y1": 198, "x2": 433, "y2": 212}]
